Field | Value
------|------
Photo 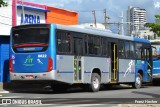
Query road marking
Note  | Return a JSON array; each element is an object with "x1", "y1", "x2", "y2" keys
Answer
[
  {"x1": 16, "y1": 104, "x2": 56, "y2": 106},
  {"x1": 0, "y1": 96, "x2": 22, "y2": 98},
  {"x1": 55, "y1": 104, "x2": 105, "y2": 107},
  {"x1": 18, "y1": 104, "x2": 104, "y2": 107}
]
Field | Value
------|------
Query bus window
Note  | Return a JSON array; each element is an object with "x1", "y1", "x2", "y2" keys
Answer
[
  {"x1": 56, "y1": 31, "x2": 71, "y2": 54},
  {"x1": 118, "y1": 40, "x2": 125, "y2": 58},
  {"x1": 12, "y1": 28, "x2": 49, "y2": 53},
  {"x1": 135, "y1": 43, "x2": 143, "y2": 59},
  {"x1": 144, "y1": 48, "x2": 150, "y2": 59},
  {"x1": 88, "y1": 36, "x2": 101, "y2": 55},
  {"x1": 88, "y1": 36, "x2": 94, "y2": 55},
  {"x1": 125, "y1": 41, "x2": 130, "y2": 58},
  {"x1": 102, "y1": 38, "x2": 108, "y2": 56},
  {"x1": 84, "y1": 35, "x2": 88, "y2": 55},
  {"x1": 130, "y1": 42, "x2": 135, "y2": 58},
  {"x1": 152, "y1": 46, "x2": 158, "y2": 57}
]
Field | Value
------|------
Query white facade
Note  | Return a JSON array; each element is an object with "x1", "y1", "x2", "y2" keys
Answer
[
  {"x1": 127, "y1": 6, "x2": 147, "y2": 36},
  {"x1": 17, "y1": 9, "x2": 45, "y2": 25},
  {"x1": 0, "y1": 0, "x2": 12, "y2": 35},
  {"x1": 0, "y1": 0, "x2": 47, "y2": 36},
  {"x1": 79, "y1": 23, "x2": 105, "y2": 29},
  {"x1": 132, "y1": 28, "x2": 156, "y2": 40}
]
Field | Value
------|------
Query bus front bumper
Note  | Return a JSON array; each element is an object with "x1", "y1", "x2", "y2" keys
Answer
[
  {"x1": 152, "y1": 73, "x2": 160, "y2": 79},
  {"x1": 10, "y1": 70, "x2": 56, "y2": 80}
]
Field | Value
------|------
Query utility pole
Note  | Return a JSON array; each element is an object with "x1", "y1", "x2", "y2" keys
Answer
[
  {"x1": 92, "y1": 10, "x2": 97, "y2": 27},
  {"x1": 104, "y1": 9, "x2": 107, "y2": 29},
  {"x1": 119, "y1": 11, "x2": 124, "y2": 35},
  {"x1": 104, "y1": 8, "x2": 110, "y2": 29},
  {"x1": 118, "y1": 22, "x2": 121, "y2": 34}
]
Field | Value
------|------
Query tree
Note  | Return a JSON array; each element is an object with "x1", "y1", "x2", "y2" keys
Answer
[
  {"x1": 145, "y1": 15, "x2": 160, "y2": 37},
  {"x1": 0, "y1": 0, "x2": 7, "y2": 7}
]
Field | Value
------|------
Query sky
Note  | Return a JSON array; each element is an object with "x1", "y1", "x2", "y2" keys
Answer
[{"x1": 25, "y1": 0, "x2": 160, "y2": 33}]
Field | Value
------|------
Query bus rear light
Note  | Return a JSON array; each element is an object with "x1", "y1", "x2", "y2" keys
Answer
[
  {"x1": 9, "y1": 58, "x2": 14, "y2": 72},
  {"x1": 47, "y1": 57, "x2": 53, "y2": 72}
]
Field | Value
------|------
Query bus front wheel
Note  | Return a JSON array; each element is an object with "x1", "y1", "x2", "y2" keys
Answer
[
  {"x1": 132, "y1": 73, "x2": 142, "y2": 89},
  {"x1": 89, "y1": 73, "x2": 101, "y2": 92}
]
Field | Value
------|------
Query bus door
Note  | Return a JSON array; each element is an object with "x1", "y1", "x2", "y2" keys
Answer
[
  {"x1": 73, "y1": 37, "x2": 83, "y2": 82},
  {"x1": 143, "y1": 47, "x2": 152, "y2": 80},
  {"x1": 108, "y1": 40, "x2": 118, "y2": 83}
]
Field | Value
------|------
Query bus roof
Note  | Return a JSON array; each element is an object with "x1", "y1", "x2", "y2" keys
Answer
[
  {"x1": 150, "y1": 39, "x2": 160, "y2": 42},
  {"x1": 55, "y1": 24, "x2": 150, "y2": 43},
  {"x1": 134, "y1": 38, "x2": 150, "y2": 43},
  {"x1": 11, "y1": 24, "x2": 150, "y2": 44}
]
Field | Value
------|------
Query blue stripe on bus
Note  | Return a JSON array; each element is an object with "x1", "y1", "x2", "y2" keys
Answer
[
  {"x1": 134, "y1": 37, "x2": 150, "y2": 43},
  {"x1": 84, "y1": 72, "x2": 91, "y2": 73},
  {"x1": 57, "y1": 71, "x2": 74, "y2": 73},
  {"x1": 119, "y1": 72, "x2": 135, "y2": 74},
  {"x1": 101, "y1": 72, "x2": 109, "y2": 74},
  {"x1": 51, "y1": 24, "x2": 57, "y2": 70},
  {"x1": 84, "y1": 72, "x2": 109, "y2": 74}
]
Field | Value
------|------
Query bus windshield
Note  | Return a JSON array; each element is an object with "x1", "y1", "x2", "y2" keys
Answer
[
  {"x1": 152, "y1": 45, "x2": 160, "y2": 59},
  {"x1": 12, "y1": 28, "x2": 49, "y2": 53}
]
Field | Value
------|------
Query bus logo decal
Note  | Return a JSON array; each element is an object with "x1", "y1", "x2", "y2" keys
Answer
[
  {"x1": 124, "y1": 60, "x2": 134, "y2": 77},
  {"x1": 23, "y1": 55, "x2": 34, "y2": 66},
  {"x1": 37, "y1": 59, "x2": 43, "y2": 64}
]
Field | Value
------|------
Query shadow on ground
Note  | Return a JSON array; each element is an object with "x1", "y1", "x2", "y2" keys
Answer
[{"x1": 2, "y1": 82, "x2": 150, "y2": 95}]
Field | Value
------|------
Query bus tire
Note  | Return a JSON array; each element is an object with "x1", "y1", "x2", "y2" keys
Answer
[
  {"x1": 89, "y1": 73, "x2": 101, "y2": 92},
  {"x1": 132, "y1": 73, "x2": 142, "y2": 89},
  {"x1": 152, "y1": 79, "x2": 159, "y2": 86}
]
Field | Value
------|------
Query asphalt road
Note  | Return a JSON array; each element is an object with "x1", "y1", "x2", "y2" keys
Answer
[{"x1": 0, "y1": 84, "x2": 160, "y2": 107}]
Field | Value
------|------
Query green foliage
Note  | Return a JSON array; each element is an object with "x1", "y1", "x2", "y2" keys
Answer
[
  {"x1": 0, "y1": 0, "x2": 8, "y2": 7},
  {"x1": 145, "y1": 15, "x2": 160, "y2": 37},
  {"x1": 155, "y1": 14, "x2": 160, "y2": 19}
]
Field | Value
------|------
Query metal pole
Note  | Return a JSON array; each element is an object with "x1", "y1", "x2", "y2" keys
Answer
[
  {"x1": 119, "y1": 11, "x2": 124, "y2": 35},
  {"x1": 104, "y1": 9, "x2": 107, "y2": 29},
  {"x1": 92, "y1": 10, "x2": 97, "y2": 27}
]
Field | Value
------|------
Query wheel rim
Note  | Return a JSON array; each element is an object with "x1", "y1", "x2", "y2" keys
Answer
[
  {"x1": 93, "y1": 77, "x2": 99, "y2": 89},
  {"x1": 136, "y1": 76, "x2": 141, "y2": 86}
]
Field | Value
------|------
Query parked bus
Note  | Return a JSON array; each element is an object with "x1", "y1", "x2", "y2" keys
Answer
[
  {"x1": 150, "y1": 39, "x2": 160, "y2": 84},
  {"x1": 10, "y1": 24, "x2": 152, "y2": 92}
]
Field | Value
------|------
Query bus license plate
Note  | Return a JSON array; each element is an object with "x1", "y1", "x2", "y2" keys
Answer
[{"x1": 26, "y1": 75, "x2": 34, "y2": 79}]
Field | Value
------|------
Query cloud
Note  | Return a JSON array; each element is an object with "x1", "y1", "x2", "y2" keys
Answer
[{"x1": 25, "y1": 0, "x2": 159, "y2": 33}]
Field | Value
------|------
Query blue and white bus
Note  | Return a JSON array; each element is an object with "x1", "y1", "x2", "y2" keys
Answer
[
  {"x1": 10, "y1": 24, "x2": 152, "y2": 92},
  {"x1": 150, "y1": 39, "x2": 160, "y2": 85}
]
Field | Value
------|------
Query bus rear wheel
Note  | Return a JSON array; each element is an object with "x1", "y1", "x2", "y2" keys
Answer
[
  {"x1": 89, "y1": 73, "x2": 101, "y2": 92},
  {"x1": 132, "y1": 73, "x2": 142, "y2": 89}
]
